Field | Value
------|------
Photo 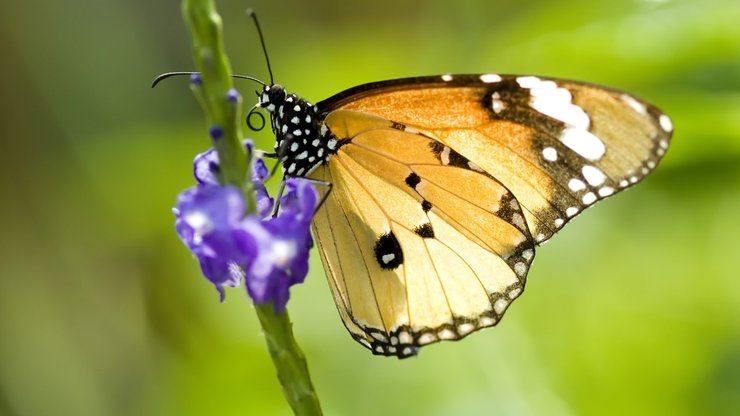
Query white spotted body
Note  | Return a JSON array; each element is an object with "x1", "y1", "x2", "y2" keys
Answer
[{"x1": 258, "y1": 85, "x2": 340, "y2": 177}]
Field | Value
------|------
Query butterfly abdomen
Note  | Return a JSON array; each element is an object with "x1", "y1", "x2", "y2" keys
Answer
[{"x1": 258, "y1": 84, "x2": 341, "y2": 176}]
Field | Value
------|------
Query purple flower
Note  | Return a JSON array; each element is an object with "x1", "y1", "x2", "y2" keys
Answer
[
  {"x1": 174, "y1": 185, "x2": 249, "y2": 301},
  {"x1": 194, "y1": 140, "x2": 273, "y2": 217},
  {"x1": 241, "y1": 178, "x2": 316, "y2": 311},
  {"x1": 175, "y1": 147, "x2": 318, "y2": 312}
]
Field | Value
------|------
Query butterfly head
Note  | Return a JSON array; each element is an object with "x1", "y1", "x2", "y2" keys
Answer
[{"x1": 257, "y1": 84, "x2": 287, "y2": 113}]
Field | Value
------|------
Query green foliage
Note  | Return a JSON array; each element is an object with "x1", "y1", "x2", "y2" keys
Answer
[{"x1": 0, "y1": 0, "x2": 738, "y2": 415}]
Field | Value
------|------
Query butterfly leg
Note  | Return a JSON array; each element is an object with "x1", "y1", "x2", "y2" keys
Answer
[{"x1": 270, "y1": 177, "x2": 333, "y2": 218}]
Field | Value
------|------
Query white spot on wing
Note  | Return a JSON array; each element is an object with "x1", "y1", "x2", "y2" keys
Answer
[
  {"x1": 479, "y1": 316, "x2": 496, "y2": 326},
  {"x1": 514, "y1": 262, "x2": 526, "y2": 276},
  {"x1": 568, "y1": 178, "x2": 586, "y2": 192},
  {"x1": 566, "y1": 207, "x2": 579, "y2": 217},
  {"x1": 438, "y1": 328, "x2": 456, "y2": 340},
  {"x1": 516, "y1": 76, "x2": 552, "y2": 89},
  {"x1": 512, "y1": 213, "x2": 526, "y2": 231},
  {"x1": 457, "y1": 323, "x2": 475, "y2": 335},
  {"x1": 659, "y1": 114, "x2": 673, "y2": 132},
  {"x1": 480, "y1": 73, "x2": 502, "y2": 83},
  {"x1": 542, "y1": 146, "x2": 558, "y2": 161},
  {"x1": 582, "y1": 192, "x2": 597, "y2": 205},
  {"x1": 598, "y1": 186, "x2": 614, "y2": 197},
  {"x1": 621, "y1": 94, "x2": 648, "y2": 115},
  {"x1": 530, "y1": 88, "x2": 590, "y2": 129},
  {"x1": 491, "y1": 92, "x2": 505, "y2": 114},
  {"x1": 582, "y1": 165, "x2": 607, "y2": 186},
  {"x1": 441, "y1": 74, "x2": 453, "y2": 82},
  {"x1": 381, "y1": 253, "x2": 395, "y2": 264},
  {"x1": 418, "y1": 333, "x2": 436, "y2": 345},
  {"x1": 560, "y1": 128, "x2": 606, "y2": 160},
  {"x1": 441, "y1": 147, "x2": 451, "y2": 165},
  {"x1": 494, "y1": 298, "x2": 508, "y2": 314},
  {"x1": 371, "y1": 332, "x2": 388, "y2": 343},
  {"x1": 516, "y1": 76, "x2": 590, "y2": 129},
  {"x1": 358, "y1": 338, "x2": 371, "y2": 349}
]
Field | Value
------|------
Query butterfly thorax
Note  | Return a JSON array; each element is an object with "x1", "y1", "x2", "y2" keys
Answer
[{"x1": 258, "y1": 84, "x2": 340, "y2": 177}]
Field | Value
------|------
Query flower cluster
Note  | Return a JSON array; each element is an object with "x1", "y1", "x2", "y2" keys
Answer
[{"x1": 174, "y1": 142, "x2": 317, "y2": 312}]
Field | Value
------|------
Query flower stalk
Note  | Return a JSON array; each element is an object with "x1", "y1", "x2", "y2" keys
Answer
[{"x1": 180, "y1": 0, "x2": 322, "y2": 414}]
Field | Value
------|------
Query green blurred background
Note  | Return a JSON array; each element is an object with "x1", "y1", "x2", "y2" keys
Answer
[{"x1": 1, "y1": 0, "x2": 739, "y2": 414}]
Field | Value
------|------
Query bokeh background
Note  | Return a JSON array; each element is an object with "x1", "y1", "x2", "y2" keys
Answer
[{"x1": 1, "y1": 0, "x2": 739, "y2": 414}]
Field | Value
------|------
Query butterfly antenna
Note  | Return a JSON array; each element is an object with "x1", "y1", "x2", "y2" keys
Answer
[
  {"x1": 246, "y1": 9, "x2": 274, "y2": 85},
  {"x1": 151, "y1": 72, "x2": 266, "y2": 88}
]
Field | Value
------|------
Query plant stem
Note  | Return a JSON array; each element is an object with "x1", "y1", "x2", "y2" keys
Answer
[
  {"x1": 255, "y1": 304, "x2": 323, "y2": 415},
  {"x1": 181, "y1": 0, "x2": 248, "y2": 193}
]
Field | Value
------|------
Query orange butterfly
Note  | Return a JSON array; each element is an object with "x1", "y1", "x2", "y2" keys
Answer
[{"x1": 254, "y1": 72, "x2": 671, "y2": 357}]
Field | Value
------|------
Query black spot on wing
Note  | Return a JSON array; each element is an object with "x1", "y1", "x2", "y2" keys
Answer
[
  {"x1": 429, "y1": 141, "x2": 445, "y2": 156},
  {"x1": 428, "y1": 141, "x2": 479, "y2": 170},
  {"x1": 421, "y1": 200, "x2": 432, "y2": 213},
  {"x1": 446, "y1": 148, "x2": 469, "y2": 169},
  {"x1": 413, "y1": 223, "x2": 435, "y2": 239},
  {"x1": 405, "y1": 172, "x2": 421, "y2": 189},
  {"x1": 390, "y1": 121, "x2": 405, "y2": 130},
  {"x1": 374, "y1": 232, "x2": 404, "y2": 270}
]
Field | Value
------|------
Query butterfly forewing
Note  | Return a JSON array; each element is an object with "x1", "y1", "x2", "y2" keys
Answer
[{"x1": 317, "y1": 74, "x2": 672, "y2": 244}]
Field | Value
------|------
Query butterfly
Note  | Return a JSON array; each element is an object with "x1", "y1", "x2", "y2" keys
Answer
[
  {"x1": 256, "y1": 72, "x2": 672, "y2": 358},
  {"x1": 166, "y1": 11, "x2": 670, "y2": 358}
]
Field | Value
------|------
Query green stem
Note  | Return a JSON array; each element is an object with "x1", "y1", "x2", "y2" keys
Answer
[
  {"x1": 181, "y1": 1, "x2": 322, "y2": 414},
  {"x1": 255, "y1": 304, "x2": 323, "y2": 415},
  {"x1": 181, "y1": 0, "x2": 248, "y2": 191}
]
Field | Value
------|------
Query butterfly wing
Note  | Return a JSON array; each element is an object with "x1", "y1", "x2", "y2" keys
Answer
[
  {"x1": 309, "y1": 74, "x2": 671, "y2": 357},
  {"x1": 309, "y1": 111, "x2": 533, "y2": 357},
  {"x1": 317, "y1": 74, "x2": 672, "y2": 244}
]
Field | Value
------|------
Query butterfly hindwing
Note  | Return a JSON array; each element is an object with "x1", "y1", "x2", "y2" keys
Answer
[{"x1": 310, "y1": 111, "x2": 533, "y2": 357}]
